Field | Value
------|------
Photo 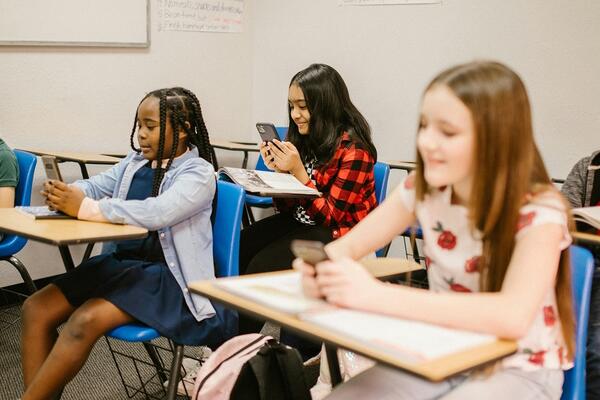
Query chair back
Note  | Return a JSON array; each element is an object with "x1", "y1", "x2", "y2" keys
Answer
[
  {"x1": 212, "y1": 180, "x2": 245, "y2": 278},
  {"x1": 373, "y1": 162, "x2": 390, "y2": 258},
  {"x1": 0, "y1": 150, "x2": 37, "y2": 257},
  {"x1": 255, "y1": 126, "x2": 287, "y2": 171},
  {"x1": 562, "y1": 245, "x2": 595, "y2": 399}
]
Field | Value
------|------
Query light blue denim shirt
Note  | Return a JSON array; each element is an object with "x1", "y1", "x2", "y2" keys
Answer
[{"x1": 72, "y1": 147, "x2": 216, "y2": 321}]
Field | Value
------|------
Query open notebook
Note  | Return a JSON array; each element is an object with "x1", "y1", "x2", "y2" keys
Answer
[
  {"x1": 218, "y1": 167, "x2": 320, "y2": 198},
  {"x1": 215, "y1": 272, "x2": 498, "y2": 364}
]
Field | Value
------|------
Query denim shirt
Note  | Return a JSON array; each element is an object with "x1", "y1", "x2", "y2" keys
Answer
[{"x1": 72, "y1": 147, "x2": 216, "y2": 321}]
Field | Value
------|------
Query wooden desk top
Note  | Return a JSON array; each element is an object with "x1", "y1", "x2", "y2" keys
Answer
[
  {"x1": 385, "y1": 160, "x2": 417, "y2": 171},
  {"x1": 210, "y1": 139, "x2": 260, "y2": 152},
  {"x1": 572, "y1": 231, "x2": 600, "y2": 245},
  {"x1": 0, "y1": 209, "x2": 147, "y2": 246},
  {"x1": 17, "y1": 147, "x2": 122, "y2": 164},
  {"x1": 189, "y1": 272, "x2": 516, "y2": 382}
]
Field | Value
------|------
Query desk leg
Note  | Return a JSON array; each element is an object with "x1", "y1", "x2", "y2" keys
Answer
[
  {"x1": 242, "y1": 150, "x2": 249, "y2": 169},
  {"x1": 325, "y1": 344, "x2": 343, "y2": 387},
  {"x1": 58, "y1": 245, "x2": 76, "y2": 272},
  {"x1": 76, "y1": 162, "x2": 90, "y2": 179}
]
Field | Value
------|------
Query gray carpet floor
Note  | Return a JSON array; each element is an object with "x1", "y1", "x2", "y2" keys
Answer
[{"x1": 0, "y1": 304, "x2": 211, "y2": 400}]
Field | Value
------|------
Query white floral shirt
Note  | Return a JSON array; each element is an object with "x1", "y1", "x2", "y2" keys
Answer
[{"x1": 397, "y1": 173, "x2": 573, "y2": 371}]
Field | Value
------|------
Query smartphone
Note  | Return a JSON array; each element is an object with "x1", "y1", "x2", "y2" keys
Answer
[
  {"x1": 256, "y1": 122, "x2": 283, "y2": 152},
  {"x1": 290, "y1": 240, "x2": 329, "y2": 266},
  {"x1": 41, "y1": 155, "x2": 63, "y2": 182}
]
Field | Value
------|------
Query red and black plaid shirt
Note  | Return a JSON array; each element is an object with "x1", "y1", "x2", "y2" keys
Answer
[{"x1": 274, "y1": 132, "x2": 376, "y2": 238}]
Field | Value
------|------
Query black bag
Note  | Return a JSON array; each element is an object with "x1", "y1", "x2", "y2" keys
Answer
[{"x1": 230, "y1": 339, "x2": 311, "y2": 400}]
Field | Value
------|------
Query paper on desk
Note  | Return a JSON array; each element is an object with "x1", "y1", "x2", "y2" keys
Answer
[
  {"x1": 215, "y1": 272, "x2": 328, "y2": 314},
  {"x1": 301, "y1": 309, "x2": 496, "y2": 363}
]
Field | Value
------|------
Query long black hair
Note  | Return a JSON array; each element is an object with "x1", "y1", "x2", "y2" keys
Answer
[
  {"x1": 287, "y1": 64, "x2": 377, "y2": 165},
  {"x1": 129, "y1": 87, "x2": 214, "y2": 196}
]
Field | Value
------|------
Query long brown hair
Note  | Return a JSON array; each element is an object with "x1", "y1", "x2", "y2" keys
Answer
[{"x1": 415, "y1": 61, "x2": 575, "y2": 358}]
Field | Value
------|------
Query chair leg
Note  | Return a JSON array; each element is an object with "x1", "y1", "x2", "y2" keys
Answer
[
  {"x1": 143, "y1": 342, "x2": 169, "y2": 383},
  {"x1": 5, "y1": 256, "x2": 36, "y2": 294},
  {"x1": 166, "y1": 344, "x2": 185, "y2": 400}
]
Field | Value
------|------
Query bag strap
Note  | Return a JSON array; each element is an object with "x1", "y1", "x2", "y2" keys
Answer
[
  {"x1": 194, "y1": 335, "x2": 267, "y2": 399},
  {"x1": 272, "y1": 343, "x2": 311, "y2": 400}
]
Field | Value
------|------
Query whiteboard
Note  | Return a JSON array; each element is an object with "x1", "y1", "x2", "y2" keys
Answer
[{"x1": 0, "y1": 0, "x2": 149, "y2": 47}]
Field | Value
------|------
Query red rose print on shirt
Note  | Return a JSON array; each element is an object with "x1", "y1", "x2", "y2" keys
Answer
[
  {"x1": 404, "y1": 173, "x2": 415, "y2": 189},
  {"x1": 543, "y1": 305, "x2": 556, "y2": 327},
  {"x1": 433, "y1": 221, "x2": 457, "y2": 250},
  {"x1": 464, "y1": 256, "x2": 481, "y2": 273},
  {"x1": 517, "y1": 211, "x2": 536, "y2": 231},
  {"x1": 524, "y1": 349, "x2": 546, "y2": 366},
  {"x1": 444, "y1": 277, "x2": 472, "y2": 293}
]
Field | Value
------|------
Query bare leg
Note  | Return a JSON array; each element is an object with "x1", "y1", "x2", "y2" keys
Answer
[
  {"x1": 22, "y1": 298, "x2": 134, "y2": 400},
  {"x1": 21, "y1": 284, "x2": 75, "y2": 388}
]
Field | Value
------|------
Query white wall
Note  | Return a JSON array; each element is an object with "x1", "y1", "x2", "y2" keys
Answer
[
  {"x1": 0, "y1": 0, "x2": 256, "y2": 286},
  {"x1": 2, "y1": 0, "x2": 600, "y2": 285},
  {"x1": 251, "y1": 0, "x2": 600, "y2": 178}
]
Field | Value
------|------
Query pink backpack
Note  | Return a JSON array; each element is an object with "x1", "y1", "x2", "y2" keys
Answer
[{"x1": 192, "y1": 334, "x2": 273, "y2": 400}]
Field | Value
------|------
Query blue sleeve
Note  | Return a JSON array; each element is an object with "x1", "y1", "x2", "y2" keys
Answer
[
  {"x1": 71, "y1": 153, "x2": 134, "y2": 200},
  {"x1": 97, "y1": 160, "x2": 216, "y2": 231}
]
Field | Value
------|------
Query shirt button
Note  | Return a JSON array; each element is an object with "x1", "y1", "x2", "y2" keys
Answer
[
  {"x1": 170, "y1": 262, "x2": 175, "y2": 267},
  {"x1": 184, "y1": 288, "x2": 189, "y2": 293},
  {"x1": 160, "y1": 233, "x2": 165, "y2": 238},
  {"x1": 333, "y1": 230, "x2": 338, "y2": 236}
]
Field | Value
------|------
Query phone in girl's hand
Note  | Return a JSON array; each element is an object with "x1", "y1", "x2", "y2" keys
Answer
[
  {"x1": 256, "y1": 122, "x2": 282, "y2": 151},
  {"x1": 41, "y1": 155, "x2": 63, "y2": 182},
  {"x1": 290, "y1": 240, "x2": 329, "y2": 266}
]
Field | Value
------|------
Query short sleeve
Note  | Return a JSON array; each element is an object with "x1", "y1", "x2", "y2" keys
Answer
[
  {"x1": 516, "y1": 194, "x2": 571, "y2": 250},
  {"x1": 395, "y1": 172, "x2": 416, "y2": 213},
  {"x1": 0, "y1": 149, "x2": 18, "y2": 188}
]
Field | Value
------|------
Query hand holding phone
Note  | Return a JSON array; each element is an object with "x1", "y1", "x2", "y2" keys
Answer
[{"x1": 256, "y1": 122, "x2": 283, "y2": 151}]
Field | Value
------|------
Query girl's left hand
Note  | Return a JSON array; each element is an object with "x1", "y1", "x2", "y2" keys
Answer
[
  {"x1": 268, "y1": 140, "x2": 303, "y2": 174},
  {"x1": 43, "y1": 180, "x2": 85, "y2": 217},
  {"x1": 315, "y1": 258, "x2": 382, "y2": 310}
]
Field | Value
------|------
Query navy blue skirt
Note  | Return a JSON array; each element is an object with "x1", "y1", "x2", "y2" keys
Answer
[{"x1": 54, "y1": 253, "x2": 234, "y2": 347}]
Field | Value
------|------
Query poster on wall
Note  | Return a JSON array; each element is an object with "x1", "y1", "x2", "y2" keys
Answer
[
  {"x1": 339, "y1": 0, "x2": 440, "y2": 5},
  {"x1": 157, "y1": 0, "x2": 244, "y2": 33}
]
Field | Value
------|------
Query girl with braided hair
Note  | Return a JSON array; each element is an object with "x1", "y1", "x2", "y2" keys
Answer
[{"x1": 21, "y1": 87, "x2": 230, "y2": 399}]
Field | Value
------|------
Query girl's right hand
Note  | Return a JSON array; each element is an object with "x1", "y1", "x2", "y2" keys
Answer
[
  {"x1": 292, "y1": 257, "x2": 322, "y2": 299},
  {"x1": 259, "y1": 142, "x2": 282, "y2": 172}
]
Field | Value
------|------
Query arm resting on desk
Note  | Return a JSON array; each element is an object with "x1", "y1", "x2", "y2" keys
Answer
[{"x1": 72, "y1": 153, "x2": 133, "y2": 199}]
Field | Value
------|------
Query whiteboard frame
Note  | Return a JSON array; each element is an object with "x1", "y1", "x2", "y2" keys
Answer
[{"x1": 0, "y1": 0, "x2": 150, "y2": 48}]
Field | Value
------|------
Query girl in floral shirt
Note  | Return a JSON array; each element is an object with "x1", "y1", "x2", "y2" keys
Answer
[{"x1": 297, "y1": 61, "x2": 575, "y2": 399}]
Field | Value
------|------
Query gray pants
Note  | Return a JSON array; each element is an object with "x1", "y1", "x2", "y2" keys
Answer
[{"x1": 325, "y1": 365, "x2": 564, "y2": 400}]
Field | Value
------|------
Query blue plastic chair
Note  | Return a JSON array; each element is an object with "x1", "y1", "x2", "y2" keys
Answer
[
  {"x1": 373, "y1": 162, "x2": 390, "y2": 258},
  {"x1": 105, "y1": 180, "x2": 245, "y2": 400},
  {"x1": 244, "y1": 126, "x2": 287, "y2": 224},
  {"x1": 0, "y1": 150, "x2": 37, "y2": 294},
  {"x1": 562, "y1": 245, "x2": 594, "y2": 399}
]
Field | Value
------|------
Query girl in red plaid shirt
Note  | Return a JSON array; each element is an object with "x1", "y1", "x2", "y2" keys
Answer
[{"x1": 239, "y1": 64, "x2": 378, "y2": 357}]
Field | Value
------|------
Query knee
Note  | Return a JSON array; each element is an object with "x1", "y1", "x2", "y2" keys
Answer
[
  {"x1": 21, "y1": 292, "x2": 52, "y2": 328},
  {"x1": 62, "y1": 309, "x2": 98, "y2": 342}
]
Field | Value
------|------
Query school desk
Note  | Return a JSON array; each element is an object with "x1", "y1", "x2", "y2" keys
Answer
[
  {"x1": 572, "y1": 231, "x2": 600, "y2": 246},
  {"x1": 0, "y1": 208, "x2": 147, "y2": 272},
  {"x1": 189, "y1": 267, "x2": 517, "y2": 386},
  {"x1": 16, "y1": 147, "x2": 122, "y2": 179},
  {"x1": 210, "y1": 139, "x2": 259, "y2": 169},
  {"x1": 385, "y1": 160, "x2": 417, "y2": 172}
]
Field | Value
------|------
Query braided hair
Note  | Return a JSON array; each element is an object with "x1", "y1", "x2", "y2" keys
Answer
[{"x1": 129, "y1": 87, "x2": 215, "y2": 197}]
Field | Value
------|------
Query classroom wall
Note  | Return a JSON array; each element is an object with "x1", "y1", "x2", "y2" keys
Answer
[
  {"x1": 0, "y1": 0, "x2": 256, "y2": 286},
  {"x1": 251, "y1": 0, "x2": 600, "y2": 179}
]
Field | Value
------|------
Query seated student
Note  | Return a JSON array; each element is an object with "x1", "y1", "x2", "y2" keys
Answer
[
  {"x1": 238, "y1": 64, "x2": 378, "y2": 354},
  {"x1": 20, "y1": 87, "x2": 226, "y2": 400},
  {"x1": 297, "y1": 61, "x2": 575, "y2": 399},
  {"x1": 0, "y1": 137, "x2": 19, "y2": 240},
  {"x1": 561, "y1": 149, "x2": 600, "y2": 398}
]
